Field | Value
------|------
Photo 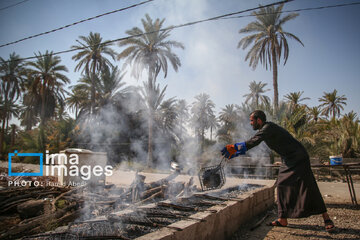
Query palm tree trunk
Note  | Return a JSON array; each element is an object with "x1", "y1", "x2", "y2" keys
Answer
[
  {"x1": 179, "y1": 118, "x2": 183, "y2": 142},
  {"x1": 0, "y1": 90, "x2": 9, "y2": 158},
  {"x1": 91, "y1": 64, "x2": 96, "y2": 116},
  {"x1": 40, "y1": 80, "x2": 46, "y2": 155},
  {"x1": 0, "y1": 118, "x2": 6, "y2": 159},
  {"x1": 272, "y1": 48, "x2": 279, "y2": 111},
  {"x1": 147, "y1": 70, "x2": 154, "y2": 167},
  {"x1": 10, "y1": 125, "x2": 16, "y2": 150},
  {"x1": 147, "y1": 112, "x2": 153, "y2": 167},
  {"x1": 201, "y1": 128, "x2": 205, "y2": 153}
]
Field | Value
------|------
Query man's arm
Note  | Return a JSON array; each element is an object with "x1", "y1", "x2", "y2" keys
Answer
[{"x1": 245, "y1": 125, "x2": 268, "y2": 150}]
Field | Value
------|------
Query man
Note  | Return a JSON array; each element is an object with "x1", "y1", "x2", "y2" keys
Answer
[{"x1": 221, "y1": 110, "x2": 335, "y2": 232}]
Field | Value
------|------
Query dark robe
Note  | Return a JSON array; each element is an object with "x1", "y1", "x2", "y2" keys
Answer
[{"x1": 245, "y1": 122, "x2": 327, "y2": 218}]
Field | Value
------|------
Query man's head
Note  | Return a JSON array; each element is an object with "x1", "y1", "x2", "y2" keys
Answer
[{"x1": 250, "y1": 110, "x2": 266, "y2": 130}]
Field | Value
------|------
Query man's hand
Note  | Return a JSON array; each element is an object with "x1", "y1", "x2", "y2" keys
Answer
[
  {"x1": 221, "y1": 142, "x2": 247, "y2": 159},
  {"x1": 221, "y1": 144, "x2": 237, "y2": 159}
]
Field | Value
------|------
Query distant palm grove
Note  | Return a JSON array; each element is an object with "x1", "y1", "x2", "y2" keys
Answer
[{"x1": 1, "y1": 6, "x2": 359, "y2": 168}]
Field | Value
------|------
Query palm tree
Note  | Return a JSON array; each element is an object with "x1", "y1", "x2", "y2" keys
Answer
[
  {"x1": 117, "y1": 14, "x2": 184, "y2": 165},
  {"x1": 190, "y1": 93, "x2": 215, "y2": 152},
  {"x1": 71, "y1": 32, "x2": 116, "y2": 115},
  {"x1": 26, "y1": 50, "x2": 70, "y2": 153},
  {"x1": 208, "y1": 114, "x2": 219, "y2": 141},
  {"x1": 117, "y1": 14, "x2": 184, "y2": 82},
  {"x1": 218, "y1": 104, "x2": 239, "y2": 143},
  {"x1": 318, "y1": 89, "x2": 347, "y2": 120},
  {"x1": 0, "y1": 52, "x2": 25, "y2": 157},
  {"x1": 284, "y1": 91, "x2": 310, "y2": 111},
  {"x1": 238, "y1": 3, "x2": 303, "y2": 110},
  {"x1": 66, "y1": 88, "x2": 88, "y2": 120},
  {"x1": 20, "y1": 77, "x2": 40, "y2": 131},
  {"x1": 322, "y1": 111, "x2": 359, "y2": 157},
  {"x1": 69, "y1": 73, "x2": 93, "y2": 119},
  {"x1": 338, "y1": 111, "x2": 360, "y2": 157},
  {"x1": 20, "y1": 104, "x2": 39, "y2": 131},
  {"x1": 69, "y1": 66, "x2": 131, "y2": 123},
  {"x1": 97, "y1": 66, "x2": 131, "y2": 107},
  {"x1": 308, "y1": 106, "x2": 322, "y2": 123},
  {"x1": 141, "y1": 78, "x2": 167, "y2": 166},
  {"x1": 175, "y1": 99, "x2": 190, "y2": 141},
  {"x1": 243, "y1": 81, "x2": 270, "y2": 108},
  {"x1": 157, "y1": 98, "x2": 178, "y2": 136},
  {"x1": 219, "y1": 104, "x2": 238, "y2": 126}
]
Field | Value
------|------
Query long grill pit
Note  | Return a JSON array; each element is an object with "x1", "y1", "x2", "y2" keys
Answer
[{"x1": 21, "y1": 183, "x2": 274, "y2": 240}]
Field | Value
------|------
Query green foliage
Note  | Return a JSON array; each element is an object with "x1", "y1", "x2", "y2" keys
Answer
[
  {"x1": 319, "y1": 89, "x2": 347, "y2": 120},
  {"x1": 2, "y1": 14, "x2": 359, "y2": 167},
  {"x1": 190, "y1": 93, "x2": 216, "y2": 153},
  {"x1": 238, "y1": 3, "x2": 303, "y2": 109}
]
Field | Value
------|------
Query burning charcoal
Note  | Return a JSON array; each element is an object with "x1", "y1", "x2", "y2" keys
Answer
[
  {"x1": 125, "y1": 224, "x2": 153, "y2": 239},
  {"x1": 21, "y1": 232, "x2": 79, "y2": 240}
]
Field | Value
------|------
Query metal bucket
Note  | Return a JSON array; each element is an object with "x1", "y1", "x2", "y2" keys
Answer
[{"x1": 329, "y1": 155, "x2": 343, "y2": 165}]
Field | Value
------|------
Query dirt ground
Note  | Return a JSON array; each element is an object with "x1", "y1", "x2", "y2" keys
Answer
[{"x1": 231, "y1": 201, "x2": 360, "y2": 240}]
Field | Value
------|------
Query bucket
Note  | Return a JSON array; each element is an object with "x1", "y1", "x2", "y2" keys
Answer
[{"x1": 329, "y1": 155, "x2": 343, "y2": 165}]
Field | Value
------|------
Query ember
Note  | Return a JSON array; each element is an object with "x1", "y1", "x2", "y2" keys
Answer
[{"x1": 202, "y1": 171, "x2": 221, "y2": 189}]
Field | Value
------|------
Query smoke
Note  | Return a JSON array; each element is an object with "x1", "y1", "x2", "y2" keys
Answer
[{"x1": 72, "y1": 0, "x2": 278, "y2": 188}]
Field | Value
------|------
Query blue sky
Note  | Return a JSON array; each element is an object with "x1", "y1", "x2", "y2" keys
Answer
[{"x1": 1, "y1": 0, "x2": 359, "y2": 118}]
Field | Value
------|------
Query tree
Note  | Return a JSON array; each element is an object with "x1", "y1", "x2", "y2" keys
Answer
[
  {"x1": 319, "y1": 89, "x2": 347, "y2": 120},
  {"x1": 20, "y1": 77, "x2": 40, "y2": 131},
  {"x1": 117, "y1": 14, "x2": 184, "y2": 82},
  {"x1": 68, "y1": 66, "x2": 130, "y2": 123},
  {"x1": 243, "y1": 81, "x2": 270, "y2": 108},
  {"x1": 218, "y1": 104, "x2": 239, "y2": 143},
  {"x1": 338, "y1": 111, "x2": 360, "y2": 157},
  {"x1": 175, "y1": 99, "x2": 190, "y2": 142},
  {"x1": 20, "y1": 104, "x2": 39, "y2": 131},
  {"x1": 71, "y1": 32, "x2": 116, "y2": 115},
  {"x1": 117, "y1": 14, "x2": 184, "y2": 165},
  {"x1": 238, "y1": 3, "x2": 303, "y2": 110},
  {"x1": 284, "y1": 91, "x2": 310, "y2": 111},
  {"x1": 97, "y1": 66, "x2": 131, "y2": 107},
  {"x1": 157, "y1": 98, "x2": 178, "y2": 135},
  {"x1": 141, "y1": 78, "x2": 167, "y2": 166},
  {"x1": 308, "y1": 106, "x2": 322, "y2": 123},
  {"x1": 208, "y1": 114, "x2": 219, "y2": 141},
  {"x1": 26, "y1": 51, "x2": 70, "y2": 153},
  {"x1": 66, "y1": 88, "x2": 87, "y2": 120},
  {"x1": 0, "y1": 52, "x2": 25, "y2": 157},
  {"x1": 190, "y1": 93, "x2": 215, "y2": 152}
]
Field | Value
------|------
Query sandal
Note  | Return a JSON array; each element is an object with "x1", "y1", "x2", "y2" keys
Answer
[
  {"x1": 324, "y1": 219, "x2": 335, "y2": 233},
  {"x1": 266, "y1": 220, "x2": 287, "y2": 227}
]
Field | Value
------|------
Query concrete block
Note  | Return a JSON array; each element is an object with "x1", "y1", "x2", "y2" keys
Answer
[{"x1": 136, "y1": 185, "x2": 274, "y2": 240}]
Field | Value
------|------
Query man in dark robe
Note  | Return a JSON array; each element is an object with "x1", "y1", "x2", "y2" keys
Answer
[{"x1": 221, "y1": 110, "x2": 335, "y2": 231}]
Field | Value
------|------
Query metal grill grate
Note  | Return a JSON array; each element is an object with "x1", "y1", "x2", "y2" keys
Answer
[{"x1": 198, "y1": 164, "x2": 226, "y2": 191}]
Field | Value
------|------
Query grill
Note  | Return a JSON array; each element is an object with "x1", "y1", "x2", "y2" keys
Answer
[{"x1": 22, "y1": 184, "x2": 265, "y2": 240}]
